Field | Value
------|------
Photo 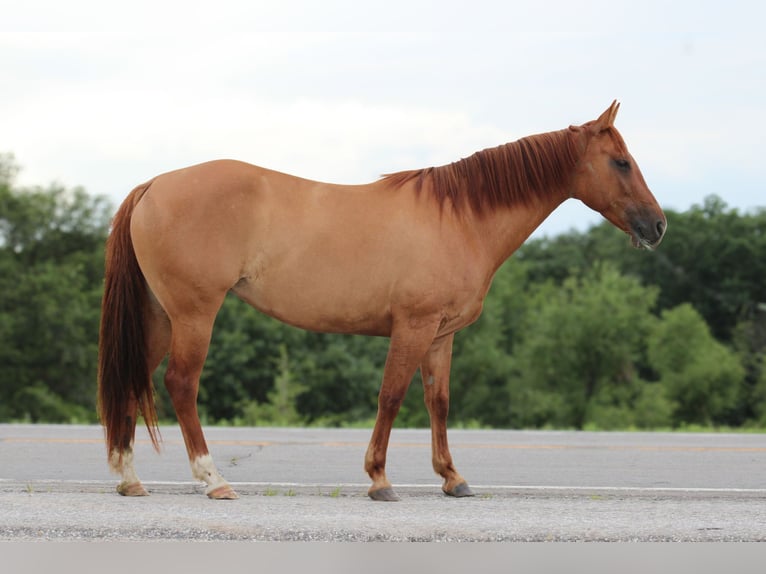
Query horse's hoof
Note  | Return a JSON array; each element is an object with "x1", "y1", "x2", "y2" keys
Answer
[
  {"x1": 444, "y1": 482, "x2": 475, "y2": 498},
  {"x1": 207, "y1": 484, "x2": 239, "y2": 500},
  {"x1": 368, "y1": 487, "x2": 401, "y2": 502},
  {"x1": 117, "y1": 481, "x2": 148, "y2": 497}
]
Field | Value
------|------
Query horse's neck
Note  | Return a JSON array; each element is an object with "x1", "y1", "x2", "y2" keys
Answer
[{"x1": 475, "y1": 192, "x2": 569, "y2": 271}]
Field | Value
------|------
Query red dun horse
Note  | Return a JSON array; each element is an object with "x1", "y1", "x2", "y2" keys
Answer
[{"x1": 98, "y1": 101, "x2": 665, "y2": 501}]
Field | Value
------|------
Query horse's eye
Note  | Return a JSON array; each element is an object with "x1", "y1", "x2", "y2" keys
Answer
[{"x1": 614, "y1": 158, "x2": 631, "y2": 171}]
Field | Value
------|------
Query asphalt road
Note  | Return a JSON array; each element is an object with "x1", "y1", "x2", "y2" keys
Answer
[{"x1": 1, "y1": 424, "x2": 765, "y2": 541}]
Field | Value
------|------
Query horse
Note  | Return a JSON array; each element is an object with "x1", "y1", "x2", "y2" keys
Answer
[{"x1": 98, "y1": 101, "x2": 666, "y2": 501}]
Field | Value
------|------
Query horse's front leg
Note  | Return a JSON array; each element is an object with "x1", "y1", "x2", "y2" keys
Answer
[
  {"x1": 365, "y1": 316, "x2": 441, "y2": 501},
  {"x1": 420, "y1": 333, "x2": 474, "y2": 497}
]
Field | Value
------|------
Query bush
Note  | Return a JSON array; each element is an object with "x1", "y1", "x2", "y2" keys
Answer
[{"x1": 648, "y1": 304, "x2": 744, "y2": 426}]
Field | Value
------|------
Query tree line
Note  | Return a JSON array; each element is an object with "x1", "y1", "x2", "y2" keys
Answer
[{"x1": 2, "y1": 153, "x2": 765, "y2": 430}]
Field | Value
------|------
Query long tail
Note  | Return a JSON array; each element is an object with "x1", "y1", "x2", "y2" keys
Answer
[{"x1": 97, "y1": 180, "x2": 160, "y2": 460}]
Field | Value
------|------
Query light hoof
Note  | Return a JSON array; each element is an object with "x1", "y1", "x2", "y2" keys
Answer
[
  {"x1": 117, "y1": 481, "x2": 149, "y2": 497},
  {"x1": 444, "y1": 481, "x2": 475, "y2": 498},
  {"x1": 368, "y1": 487, "x2": 401, "y2": 502},
  {"x1": 207, "y1": 484, "x2": 239, "y2": 500}
]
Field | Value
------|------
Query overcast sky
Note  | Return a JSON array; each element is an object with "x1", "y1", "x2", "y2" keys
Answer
[{"x1": 2, "y1": 0, "x2": 764, "y2": 237}]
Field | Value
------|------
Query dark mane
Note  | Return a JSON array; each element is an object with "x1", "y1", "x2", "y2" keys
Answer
[{"x1": 383, "y1": 128, "x2": 580, "y2": 214}]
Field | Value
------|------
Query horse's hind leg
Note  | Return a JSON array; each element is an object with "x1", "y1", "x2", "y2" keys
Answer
[
  {"x1": 164, "y1": 308, "x2": 237, "y2": 500},
  {"x1": 420, "y1": 334, "x2": 473, "y2": 497},
  {"x1": 111, "y1": 395, "x2": 147, "y2": 496},
  {"x1": 112, "y1": 298, "x2": 171, "y2": 497}
]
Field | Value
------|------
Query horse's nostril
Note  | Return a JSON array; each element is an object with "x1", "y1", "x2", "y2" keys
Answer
[{"x1": 656, "y1": 220, "x2": 666, "y2": 237}]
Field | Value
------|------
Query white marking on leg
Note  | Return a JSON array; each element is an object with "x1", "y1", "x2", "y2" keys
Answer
[
  {"x1": 110, "y1": 448, "x2": 141, "y2": 485},
  {"x1": 191, "y1": 454, "x2": 229, "y2": 494}
]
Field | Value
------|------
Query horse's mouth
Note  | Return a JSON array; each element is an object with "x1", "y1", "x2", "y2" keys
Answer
[
  {"x1": 630, "y1": 227, "x2": 665, "y2": 251},
  {"x1": 630, "y1": 233, "x2": 654, "y2": 251},
  {"x1": 630, "y1": 216, "x2": 666, "y2": 251}
]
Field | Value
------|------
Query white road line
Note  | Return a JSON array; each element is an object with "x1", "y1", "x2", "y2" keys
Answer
[{"x1": 4, "y1": 479, "x2": 763, "y2": 495}]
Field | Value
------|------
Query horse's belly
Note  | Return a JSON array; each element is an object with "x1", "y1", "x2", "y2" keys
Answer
[{"x1": 231, "y1": 275, "x2": 393, "y2": 337}]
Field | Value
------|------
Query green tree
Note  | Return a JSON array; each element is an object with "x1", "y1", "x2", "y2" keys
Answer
[
  {"x1": 235, "y1": 344, "x2": 307, "y2": 426},
  {"x1": 504, "y1": 264, "x2": 659, "y2": 429},
  {"x1": 752, "y1": 362, "x2": 766, "y2": 427},
  {"x1": 644, "y1": 197, "x2": 766, "y2": 341},
  {"x1": 731, "y1": 311, "x2": 766, "y2": 425},
  {"x1": 647, "y1": 303, "x2": 743, "y2": 426},
  {"x1": 0, "y1": 154, "x2": 110, "y2": 422},
  {"x1": 293, "y1": 332, "x2": 386, "y2": 425}
]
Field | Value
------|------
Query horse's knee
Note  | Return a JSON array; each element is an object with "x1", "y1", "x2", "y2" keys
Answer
[
  {"x1": 378, "y1": 391, "x2": 406, "y2": 412},
  {"x1": 425, "y1": 391, "x2": 450, "y2": 421}
]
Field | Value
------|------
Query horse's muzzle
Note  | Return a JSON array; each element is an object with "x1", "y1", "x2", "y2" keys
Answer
[{"x1": 630, "y1": 213, "x2": 666, "y2": 251}]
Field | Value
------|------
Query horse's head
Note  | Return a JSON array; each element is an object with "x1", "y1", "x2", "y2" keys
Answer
[{"x1": 569, "y1": 101, "x2": 666, "y2": 250}]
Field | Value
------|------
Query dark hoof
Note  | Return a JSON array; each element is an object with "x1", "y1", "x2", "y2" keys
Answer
[
  {"x1": 368, "y1": 487, "x2": 401, "y2": 502},
  {"x1": 444, "y1": 482, "x2": 475, "y2": 498}
]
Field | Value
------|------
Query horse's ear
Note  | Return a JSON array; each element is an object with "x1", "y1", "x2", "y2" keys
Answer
[{"x1": 591, "y1": 100, "x2": 620, "y2": 132}]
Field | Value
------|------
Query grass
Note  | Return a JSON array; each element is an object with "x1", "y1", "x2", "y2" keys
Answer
[
  {"x1": 260, "y1": 487, "x2": 298, "y2": 496},
  {"x1": 328, "y1": 486, "x2": 342, "y2": 498}
]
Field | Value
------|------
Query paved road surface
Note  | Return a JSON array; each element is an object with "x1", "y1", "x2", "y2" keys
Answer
[{"x1": 1, "y1": 424, "x2": 765, "y2": 541}]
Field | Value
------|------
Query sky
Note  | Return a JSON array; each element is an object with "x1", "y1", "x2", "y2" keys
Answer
[{"x1": 2, "y1": 0, "x2": 764, "y2": 238}]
